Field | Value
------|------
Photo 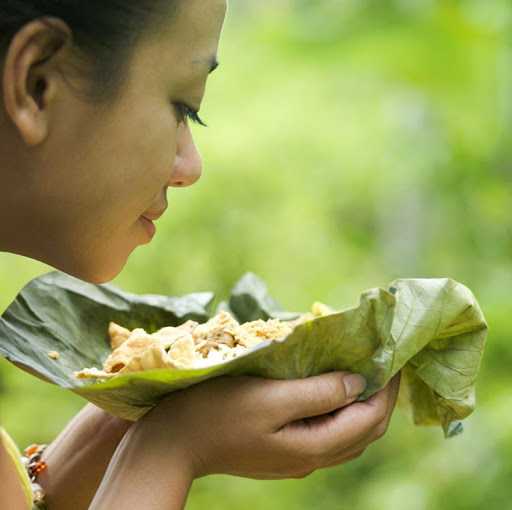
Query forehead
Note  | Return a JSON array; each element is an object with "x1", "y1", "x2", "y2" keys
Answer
[
  {"x1": 173, "y1": 0, "x2": 227, "y2": 37},
  {"x1": 132, "y1": 0, "x2": 226, "y2": 85},
  {"x1": 160, "y1": 0, "x2": 226, "y2": 60}
]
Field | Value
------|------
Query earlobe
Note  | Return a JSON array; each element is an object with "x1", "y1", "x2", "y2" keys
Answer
[{"x1": 1, "y1": 18, "x2": 71, "y2": 146}]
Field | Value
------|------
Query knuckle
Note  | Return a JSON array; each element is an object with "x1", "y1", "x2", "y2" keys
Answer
[
  {"x1": 301, "y1": 446, "x2": 329, "y2": 472},
  {"x1": 377, "y1": 421, "x2": 390, "y2": 439},
  {"x1": 308, "y1": 456, "x2": 324, "y2": 472},
  {"x1": 292, "y1": 469, "x2": 316, "y2": 480},
  {"x1": 373, "y1": 420, "x2": 390, "y2": 440},
  {"x1": 313, "y1": 377, "x2": 340, "y2": 411},
  {"x1": 371, "y1": 405, "x2": 388, "y2": 426},
  {"x1": 331, "y1": 448, "x2": 366, "y2": 468},
  {"x1": 350, "y1": 449, "x2": 366, "y2": 461},
  {"x1": 308, "y1": 451, "x2": 330, "y2": 471}
]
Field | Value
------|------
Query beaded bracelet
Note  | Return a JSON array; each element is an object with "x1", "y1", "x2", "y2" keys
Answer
[{"x1": 21, "y1": 444, "x2": 48, "y2": 510}]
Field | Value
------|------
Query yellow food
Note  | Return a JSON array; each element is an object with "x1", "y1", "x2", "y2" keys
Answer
[{"x1": 73, "y1": 303, "x2": 333, "y2": 380}]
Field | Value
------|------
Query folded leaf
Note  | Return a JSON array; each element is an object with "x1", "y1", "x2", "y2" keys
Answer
[{"x1": 0, "y1": 272, "x2": 487, "y2": 437}]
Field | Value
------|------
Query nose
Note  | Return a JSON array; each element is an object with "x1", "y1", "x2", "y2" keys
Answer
[{"x1": 168, "y1": 123, "x2": 203, "y2": 187}]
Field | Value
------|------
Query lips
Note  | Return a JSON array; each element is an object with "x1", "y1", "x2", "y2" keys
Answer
[
  {"x1": 139, "y1": 205, "x2": 167, "y2": 241},
  {"x1": 141, "y1": 207, "x2": 167, "y2": 222}
]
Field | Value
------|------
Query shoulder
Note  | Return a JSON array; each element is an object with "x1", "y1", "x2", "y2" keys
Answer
[{"x1": 0, "y1": 427, "x2": 33, "y2": 510}]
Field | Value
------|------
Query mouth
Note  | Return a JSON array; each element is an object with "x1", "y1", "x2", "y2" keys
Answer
[
  {"x1": 141, "y1": 208, "x2": 167, "y2": 222},
  {"x1": 139, "y1": 206, "x2": 167, "y2": 241},
  {"x1": 139, "y1": 216, "x2": 157, "y2": 240}
]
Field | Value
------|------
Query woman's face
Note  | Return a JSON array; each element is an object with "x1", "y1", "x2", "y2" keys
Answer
[{"x1": 1, "y1": 0, "x2": 227, "y2": 283}]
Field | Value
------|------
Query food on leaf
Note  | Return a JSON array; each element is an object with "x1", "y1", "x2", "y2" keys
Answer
[
  {"x1": 74, "y1": 306, "x2": 332, "y2": 379},
  {"x1": 0, "y1": 272, "x2": 487, "y2": 437}
]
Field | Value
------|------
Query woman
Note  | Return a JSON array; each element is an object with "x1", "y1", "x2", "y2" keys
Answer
[{"x1": 0, "y1": 1, "x2": 400, "y2": 508}]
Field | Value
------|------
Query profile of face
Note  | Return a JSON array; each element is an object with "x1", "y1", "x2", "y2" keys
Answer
[{"x1": 0, "y1": 0, "x2": 227, "y2": 283}]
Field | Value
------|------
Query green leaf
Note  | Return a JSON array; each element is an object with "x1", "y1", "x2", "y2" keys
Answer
[{"x1": 0, "y1": 272, "x2": 487, "y2": 437}]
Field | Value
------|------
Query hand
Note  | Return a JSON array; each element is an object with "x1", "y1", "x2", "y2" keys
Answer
[{"x1": 135, "y1": 371, "x2": 401, "y2": 480}]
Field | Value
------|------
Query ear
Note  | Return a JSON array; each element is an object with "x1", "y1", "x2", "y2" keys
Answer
[{"x1": 2, "y1": 18, "x2": 71, "y2": 146}]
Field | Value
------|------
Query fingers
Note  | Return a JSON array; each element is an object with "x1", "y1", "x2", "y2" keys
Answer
[
  {"x1": 324, "y1": 448, "x2": 367, "y2": 468},
  {"x1": 278, "y1": 373, "x2": 401, "y2": 467},
  {"x1": 323, "y1": 376, "x2": 401, "y2": 468},
  {"x1": 268, "y1": 371, "x2": 367, "y2": 424},
  {"x1": 388, "y1": 372, "x2": 401, "y2": 405},
  {"x1": 326, "y1": 373, "x2": 399, "y2": 448}
]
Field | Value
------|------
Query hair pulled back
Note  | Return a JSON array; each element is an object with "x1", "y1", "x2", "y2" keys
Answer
[{"x1": 0, "y1": 1, "x2": 180, "y2": 100}]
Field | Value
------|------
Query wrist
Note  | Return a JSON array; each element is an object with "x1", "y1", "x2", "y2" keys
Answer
[
  {"x1": 132, "y1": 404, "x2": 208, "y2": 480},
  {"x1": 129, "y1": 419, "x2": 196, "y2": 478},
  {"x1": 90, "y1": 423, "x2": 194, "y2": 510},
  {"x1": 37, "y1": 404, "x2": 133, "y2": 510}
]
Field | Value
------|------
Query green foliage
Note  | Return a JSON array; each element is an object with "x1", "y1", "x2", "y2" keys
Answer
[{"x1": 1, "y1": 1, "x2": 511, "y2": 509}]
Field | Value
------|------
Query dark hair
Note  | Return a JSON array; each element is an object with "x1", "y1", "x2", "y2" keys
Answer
[{"x1": 0, "y1": 1, "x2": 180, "y2": 100}]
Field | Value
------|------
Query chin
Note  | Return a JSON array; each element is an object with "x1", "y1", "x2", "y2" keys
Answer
[{"x1": 51, "y1": 253, "x2": 128, "y2": 285}]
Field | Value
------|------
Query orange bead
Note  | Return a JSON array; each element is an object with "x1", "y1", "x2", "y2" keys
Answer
[
  {"x1": 25, "y1": 444, "x2": 39, "y2": 456},
  {"x1": 31, "y1": 461, "x2": 47, "y2": 477}
]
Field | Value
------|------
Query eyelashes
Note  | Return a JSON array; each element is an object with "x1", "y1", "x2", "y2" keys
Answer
[{"x1": 173, "y1": 102, "x2": 207, "y2": 127}]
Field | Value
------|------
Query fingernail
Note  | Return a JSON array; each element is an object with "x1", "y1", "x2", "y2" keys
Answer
[{"x1": 343, "y1": 373, "x2": 367, "y2": 399}]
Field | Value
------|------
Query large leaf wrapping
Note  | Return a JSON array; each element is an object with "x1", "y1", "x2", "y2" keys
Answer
[{"x1": 0, "y1": 272, "x2": 487, "y2": 437}]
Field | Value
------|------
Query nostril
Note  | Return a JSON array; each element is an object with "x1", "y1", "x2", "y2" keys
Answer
[{"x1": 174, "y1": 181, "x2": 184, "y2": 186}]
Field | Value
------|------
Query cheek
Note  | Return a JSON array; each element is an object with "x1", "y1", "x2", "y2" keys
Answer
[
  {"x1": 110, "y1": 111, "x2": 179, "y2": 207},
  {"x1": 81, "y1": 110, "x2": 178, "y2": 226},
  {"x1": 30, "y1": 101, "x2": 179, "y2": 281},
  {"x1": 77, "y1": 113, "x2": 179, "y2": 276}
]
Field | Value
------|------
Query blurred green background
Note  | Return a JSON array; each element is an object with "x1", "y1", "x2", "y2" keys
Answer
[{"x1": 1, "y1": 0, "x2": 512, "y2": 509}]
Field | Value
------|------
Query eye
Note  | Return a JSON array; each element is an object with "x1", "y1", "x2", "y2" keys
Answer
[{"x1": 173, "y1": 102, "x2": 207, "y2": 127}]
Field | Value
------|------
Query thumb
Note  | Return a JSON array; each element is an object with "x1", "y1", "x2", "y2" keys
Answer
[{"x1": 269, "y1": 371, "x2": 367, "y2": 424}]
